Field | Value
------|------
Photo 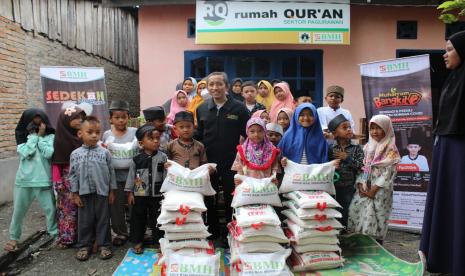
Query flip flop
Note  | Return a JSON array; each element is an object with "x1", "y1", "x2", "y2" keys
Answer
[
  {"x1": 131, "y1": 243, "x2": 144, "y2": 255},
  {"x1": 4, "y1": 240, "x2": 18, "y2": 252},
  {"x1": 75, "y1": 247, "x2": 90, "y2": 261},
  {"x1": 112, "y1": 235, "x2": 128, "y2": 246},
  {"x1": 99, "y1": 246, "x2": 113, "y2": 260}
]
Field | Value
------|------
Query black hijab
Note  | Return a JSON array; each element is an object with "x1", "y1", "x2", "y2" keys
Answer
[
  {"x1": 229, "y1": 78, "x2": 244, "y2": 102},
  {"x1": 52, "y1": 106, "x2": 86, "y2": 164},
  {"x1": 15, "y1": 108, "x2": 54, "y2": 145},
  {"x1": 435, "y1": 30, "x2": 465, "y2": 136}
]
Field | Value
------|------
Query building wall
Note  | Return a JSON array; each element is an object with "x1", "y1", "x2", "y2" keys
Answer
[
  {"x1": 0, "y1": 15, "x2": 140, "y2": 203},
  {"x1": 138, "y1": 5, "x2": 445, "y2": 131}
]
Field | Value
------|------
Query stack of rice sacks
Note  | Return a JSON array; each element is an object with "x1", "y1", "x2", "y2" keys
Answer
[
  {"x1": 228, "y1": 173, "x2": 292, "y2": 275},
  {"x1": 156, "y1": 161, "x2": 219, "y2": 273},
  {"x1": 279, "y1": 160, "x2": 345, "y2": 272}
]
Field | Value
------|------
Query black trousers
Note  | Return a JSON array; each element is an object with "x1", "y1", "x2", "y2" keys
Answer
[
  {"x1": 77, "y1": 194, "x2": 111, "y2": 249},
  {"x1": 129, "y1": 196, "x2": 162, "y2": 244},
  {"x1": 205, "y1": 168, "x2": 235, "y2": 240},
  {"x1": 335, "y1": 185, "x2": 355, "y2": 228}
]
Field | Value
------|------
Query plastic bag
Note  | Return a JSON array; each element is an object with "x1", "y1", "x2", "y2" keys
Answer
[
  {"x1": 233, "y1": 249, "x2": 293, "y2": 276},
  {"x1": 282, "y1": 200, "x2": 342, "y2": 220},
  {"x1": 282, "y1": 210, "x2": 343, "y2": 230},
  {"x1": 228, "y1": 235, "x2": 287, "y2": 265},
  {"x1": 164, "y1": 229, "x2": 211, "y2": 240},
  {"x1": 283, "y1": 191, "x2": 341, "y2": 210},
  {"x1": 157, "y1": 209, "x2": 203, "y2": 225},
  {"x1": 289, "y1": 250, "x2": 344, "y2": 272},
  {"x1": 280, "y1": 160, "x2": 336, "y2": 194},
  {"x1": 285, "y1": 220, "x2": 340, "y2": 241},
  {"x1": 234, "y1": 205, "x2": 281, "y2": 227},
  {"x1": 227, "y1": 221, "x2": 288, "y2": 244},
  {"x1": 231, "y1": 174, "x2": 281, "y2": 208},
  {"x1": 165, "y1": 251, "x2": 220, "y2": 276},
  {"x1": 162, "y1": 190, "x2": 207, "y2": 212},
  {"x1": 161, "y1": 160, "x2": 217, "y2": 196},
  {"x1": 160, "y1": 222, "x2": 208, "y2": 233},
  {"x1": 160, "y1": 238, "x2": 212, "y2": 251}
]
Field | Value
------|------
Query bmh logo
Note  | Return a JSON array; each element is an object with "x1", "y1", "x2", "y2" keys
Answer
[
  {"x1": 299, "y1": 32, "x2": 311, "y2": 43},
  {"x1": 203, "y1": 1, "x2": 228, "y2": 26}
]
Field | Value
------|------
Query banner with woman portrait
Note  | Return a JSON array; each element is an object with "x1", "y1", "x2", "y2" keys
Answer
[
  {"x1": 360, "y1": 55, "x2": 432, "y2": 231},
  {"x1": 40, "y1": 67, "x2": 110, "y2": 130}
]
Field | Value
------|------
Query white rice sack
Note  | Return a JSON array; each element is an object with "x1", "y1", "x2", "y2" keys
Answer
[
  {"x1": 233, "y1": 249, "x2": 292, "y2": 276},
  {"x1": 282, "y1": 200, "x2": 342, "y2": 220},
  {"x1": 282, "y1": 210, "x2": 343, "y2": 230},
  {"x1": 227, "y1": 222, "x2": 288, "y2": 244},
  {"x1": 280, "y1": 160, "x2": 336, "y2": 195},
  {"x1": 162, "y1": 190, "x2": 207, "y2": 212},
  {"x1": 231, "y1": 174, "x2": 281, "y2": 208},
  {"x1": 289, "y1": 250, "x2": 344, "y2": 272},
  {"x1": 164, "y1": 229, "x2": 211, "y2": 240},
  {"x1": 285, "y1": 220, "x2": 340, "y2": 241},
  {"x1": 160, "y1": 238, "x2": 212, "y2": 251},
  {"x1": 228, "y1": 235, "x2": 286, "y2": 265},
  {"x1": 157, "y1": 208, "x2": 203, "y2": 225},
  {"x1": 160, "y1": 222, "x2": 208, "y2": 233},
  {"x1": 234, "y1": 205, "x2": 281, "y2": 227},
  {"x1": 158, "y1": 247, "x2": 216, "y2": 265},
  {"x1": 293, "y1": 243, "x2": 341, "y2": 254},
  {"x1": 165, "y1": 251, "x2": 220, "y2": 276},
  {"x1": 161, "y1": 160, "x2": 217, "y2": 196},
  {"x1": 283, "y1": 191, "x2": 341, "y2": 210},
  {"x1": 291, "y1": 236, "x2": 339, "y2": 246}
]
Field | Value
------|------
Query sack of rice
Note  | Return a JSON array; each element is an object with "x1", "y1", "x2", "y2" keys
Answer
[
  {"x1": 280, "y1": 160, "x2": 336, "y2": 195},
  {"x1": 231, "y1": 174, "x2": 281, "y2": 208}
]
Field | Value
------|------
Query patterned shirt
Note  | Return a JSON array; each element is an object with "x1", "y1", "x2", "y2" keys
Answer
[{"x1": 328, "y1": 141, "x2": 364, "y2": 187}]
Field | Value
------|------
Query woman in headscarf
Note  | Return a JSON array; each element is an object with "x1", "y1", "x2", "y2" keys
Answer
[
  {"x1": 269, "y1": 82, "x2": 295, "y2": 123},
  {"x1": 256, "y1": 80, "x2": 275, "y2": 112},
  {"x1": 52, "y1": 105, "x2": 86, "y2": 248},
  {"x1": 188, "y1": 79, "x2": 207, "y2": 127},
  {"x1": 4, "y1": 109, "x2": 57, "y2": 252},
  {"x1": 348, "y1": 115, "x2": 400, "y2": 243},
  {"x1": 420, "y1": 30, "x2": 465, "y2": 275},
  {"x1": 229, "y1": 78, "x2": 244, "y2": 102}
]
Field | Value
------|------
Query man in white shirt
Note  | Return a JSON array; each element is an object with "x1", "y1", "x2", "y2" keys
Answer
[{"x1": 317, "y1": 85, "x2": 355, "y2": 140}]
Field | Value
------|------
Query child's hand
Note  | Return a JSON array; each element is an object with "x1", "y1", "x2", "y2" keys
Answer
[
  {"x1": 332, "y1": 159, "x2": 341, "y2": 169},
  {"x1": 109, "y1": 190, "x2": 115, "y2": 204},
  {"x1": 281, "y1": 157, "x2": 288, "y2": 167},
  {"x1": 334, "y1": 151, "x2": 348, "y2": 160},
  {"x1": 271, "y1": 177, "x2": 279, "y2": 185},
  {"x1": 73, "y1": 193, "x2": 83, "y2": 208},
  {"x1": 127, "y1": 193, "x2": 135, "y2": 205},
  {"x1": 164, "y1": 162, "x2": 172, "y2": 169},
  {"x1": 208, "y1": 166, "x2": 216, "y2": 175},
  {"x1": 38, "y1": 123, "x2": 46, "y2": 136},
  {"x1": 364, "y1": 185, "x2": 380, "y2": 199},
  {"x1": 323, "y1": 131, "x2": 333, "y2": 140},
  {"x1": 234, "y1": 178, "x2": 243, "y2": 186},
  {"x1": 357, "y1": 183, "x2": 366, "y2": 195}
]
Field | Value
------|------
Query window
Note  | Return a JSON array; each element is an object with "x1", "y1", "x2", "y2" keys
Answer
[
  {"x1": 397, "y1": 21, "x2": 418, "y2": 39},
  {"x1": 187, "y1": 18, "x2": 196, "y2": 38},
  {"x1": 184, "y1": 50, "x2": 323, "y2": 106},
  {"x1": 445, "y1": 21, "x2": 465, "y2": 39}
]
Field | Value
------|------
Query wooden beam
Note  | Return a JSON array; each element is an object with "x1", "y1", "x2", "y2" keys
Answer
[{"x1": 67, "y1": 0, "x2": 77, "y2": 48}]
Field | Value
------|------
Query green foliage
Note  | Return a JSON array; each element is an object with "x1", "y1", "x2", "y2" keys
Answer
[{"x1": 437, "y1": 0, "x2": 465, "y2": 23}]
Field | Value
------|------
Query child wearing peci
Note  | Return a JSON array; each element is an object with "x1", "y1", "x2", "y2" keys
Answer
[
  {"x1": 4, "y1": 109, "x2": 57, "y2": 252},
  {"x1": 125, "y1": 125, "x2": 167, "y2": 254},
  {"x1": 232, "y1": 118, "x2": 281, "y2": 182},
  {"x1": 52, "y1": 105, "x2": 86, "y2": 248},
  {"x1": 70, "y1": 116, "x2": 117, "y2": 261},
  {"x1": 143, "y1": 106, "x2": 177, "y2": 154},
  {"x1": 102, "y1": 101, "x2": 138, "y2": 246},
  {"x1": 348, "y1": 115, "x2": 400, "y2": 244},
  {"x1": 327, "y1": 114, "x2": 364, "y2": 228}
]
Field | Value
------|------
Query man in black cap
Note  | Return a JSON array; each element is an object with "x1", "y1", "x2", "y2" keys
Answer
[
  {"x1": 195, "y1": 72, "x2": 249, "y2": 244},
  {"x1": 142, "y1": 106, "x2": 176, "y2": 153},
  {"x1": 327, "y1": 114, "x2": 364, "y2": 228}
]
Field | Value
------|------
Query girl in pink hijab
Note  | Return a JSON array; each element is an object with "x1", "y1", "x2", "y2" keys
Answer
[
  {"x1": 166, "y1": 90, "x2": 189, "y2": 125},
  {"x1": 251, "y1": 110, "x2": 270, "y2": 124},
  {"x1": 269, "y1": 82, "x2": 295, "y2": 123}
]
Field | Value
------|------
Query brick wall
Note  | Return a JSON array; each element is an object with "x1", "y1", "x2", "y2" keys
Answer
[{"x1": 0, "y1": 16, "x2": 140, "y2": 159}]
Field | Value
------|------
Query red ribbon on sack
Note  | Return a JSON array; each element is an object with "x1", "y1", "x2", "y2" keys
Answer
[
  {"x1": 175, "y1": 217, "x2": 187, "y2": 225},
  {"x1": 316, "y1": 202, "x2": 327, "y2": 211},
  {"x1": 317, "y1": 226, "x2": 333, "y2": 232},
  {"x1": 161, "y1": 264, "x2": 166, "y2": 276},
  {"x1": 179, "y1": 205, "x2": 190, "y2": 215},
  {"x1": 233, "y1": 261, "x2": 242, "y2": 272},
  {"x1": 314, "y1": 214, "x2": 327, "y2": 222},
  {"x1": 251, "y1": 222, "x2": 264, "y2": 230}
]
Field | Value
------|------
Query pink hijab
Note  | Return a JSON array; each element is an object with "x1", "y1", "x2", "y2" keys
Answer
[
  {"x1": 252, "y1": 110, "x2": 268, "y2": 120},
  {"x1": 166, "y1": 90, "x2": 188, "y2": 124},
  {"x1": 269, "y1": 82, "x2": 295, "y2": 123},
  {"x1": 274, "y1": 107, "x2": 294, "y2": 125},
  {"x1": 363, "y1": 115, "x2": 400, "y2": 174}
]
